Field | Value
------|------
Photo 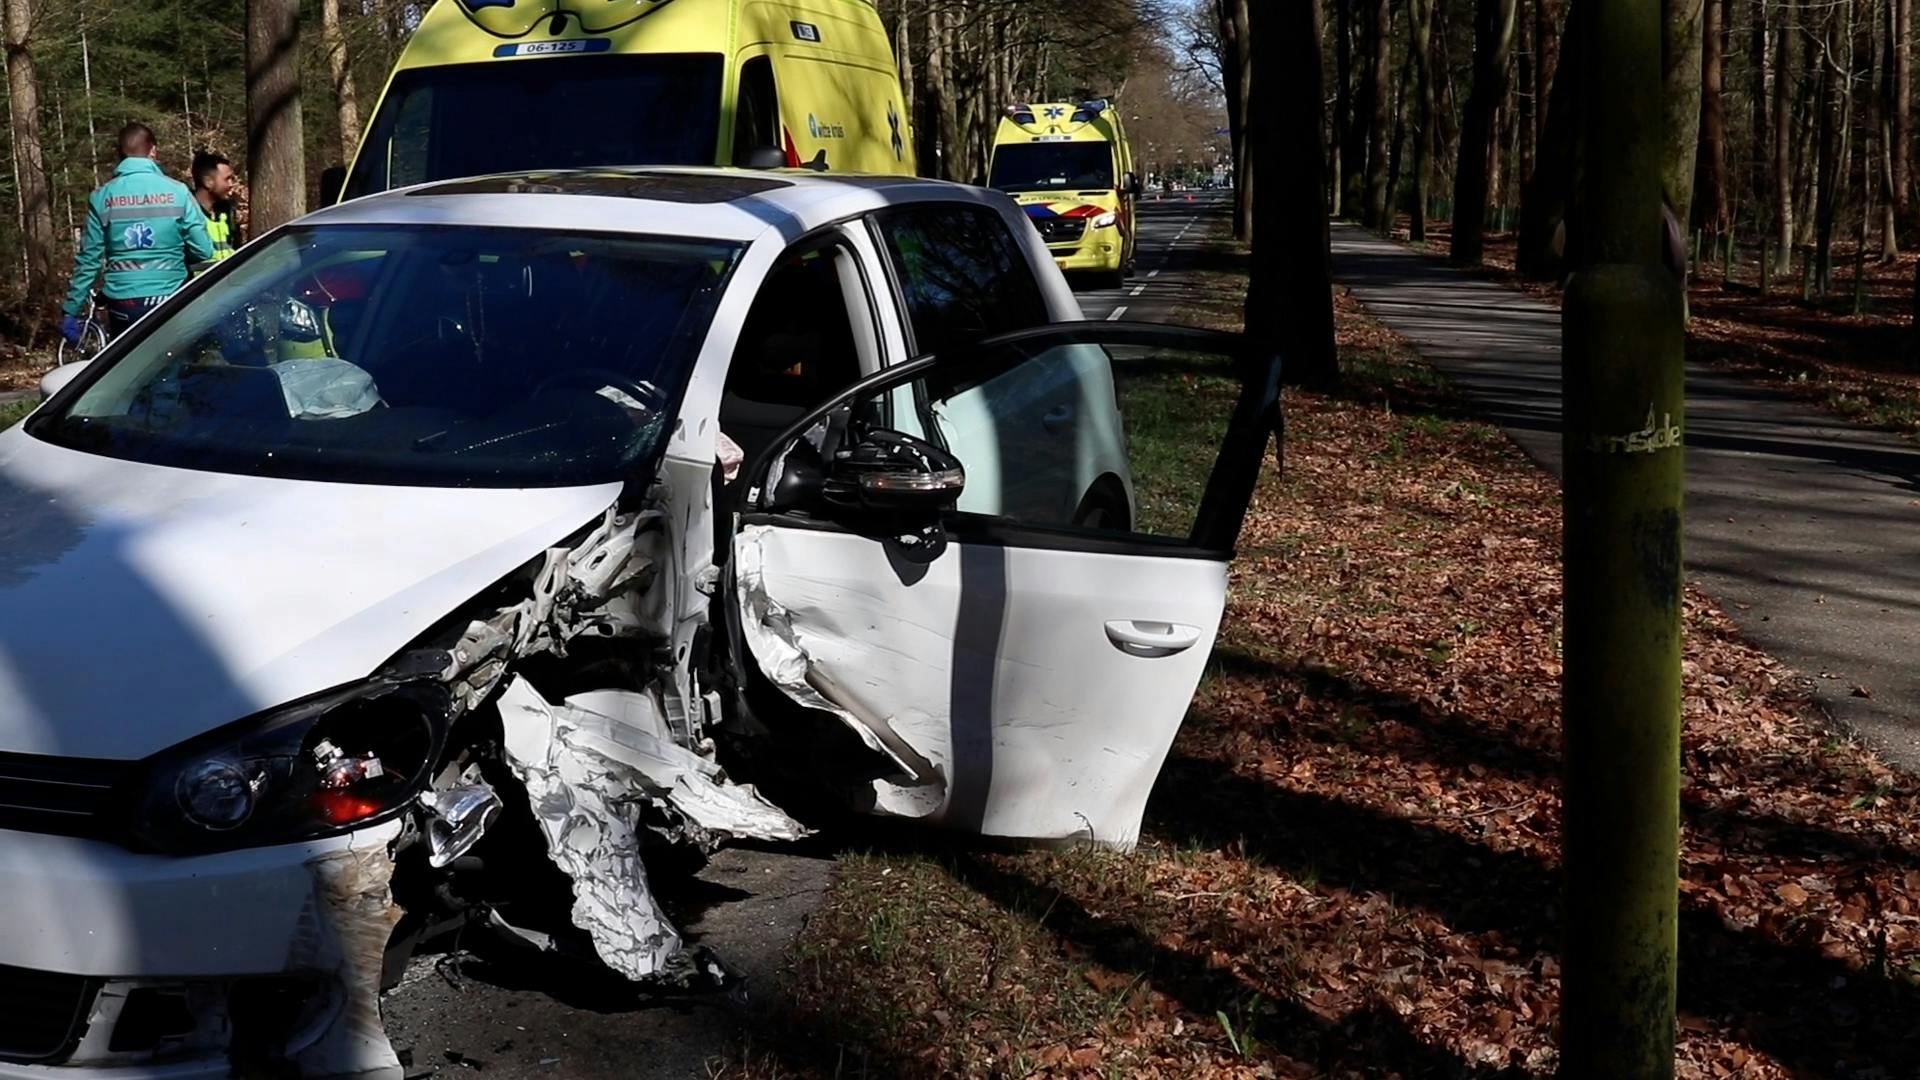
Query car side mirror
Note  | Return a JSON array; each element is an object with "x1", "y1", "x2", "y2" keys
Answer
[
  {"x1": 744, "y1": 146, "x2": 787, "y2": 170},
  {"x1": 823, "y1": 428, "x2": 964, "y2": 512},
  {"x1": 319, "y1": 165, "x2": 347, "y2": 206},
  {"x1": 40, "y1": 360, "x2": 90, "y2": 401},
  {"x1": 764, "y1": 434, "x2": 827, "y2": 510},
  {"x1": 1121, "y1": 172, "x2": 1142, "y2": 196}
]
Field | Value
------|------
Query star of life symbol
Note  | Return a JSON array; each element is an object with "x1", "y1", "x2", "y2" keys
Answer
[
  {"x1": 887, "y1": 103, "x2": 904, "y2": 160},
  {"x1": 1044, "y1": 106, "x2": 1066, "y2": 119},
  {"x1": 122, "y1": 222, "x2": 155, "y2": 249}
]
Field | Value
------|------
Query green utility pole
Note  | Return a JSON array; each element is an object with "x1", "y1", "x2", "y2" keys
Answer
[{"x1": 1558, "y1": 0, "x2": 1684, "y2": 1072}]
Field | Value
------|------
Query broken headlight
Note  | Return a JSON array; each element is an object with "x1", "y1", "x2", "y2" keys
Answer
[{"x1": 122, "y1": 679, "x2": 453, "y2": 854}]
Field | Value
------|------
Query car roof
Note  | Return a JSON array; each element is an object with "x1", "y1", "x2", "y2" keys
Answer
[{"x1": 300, "y1": 167, "x2": 992, "y2": 246}]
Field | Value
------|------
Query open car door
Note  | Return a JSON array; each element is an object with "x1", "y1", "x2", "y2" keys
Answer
[{"x1": 726, "y1": 324, "x2": 1281, "y2": 849}]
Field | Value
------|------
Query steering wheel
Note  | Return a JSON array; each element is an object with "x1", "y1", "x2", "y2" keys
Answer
[{"x1": 530, "y1": 368, "x2": 664, "y2": 414}]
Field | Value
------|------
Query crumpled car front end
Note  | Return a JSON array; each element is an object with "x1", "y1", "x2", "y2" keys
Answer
[{"x1": 0, "y1": 428, "x2": 800, "y2": 1077}]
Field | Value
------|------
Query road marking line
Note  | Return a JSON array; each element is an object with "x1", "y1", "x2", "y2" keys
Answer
[
  {"x1": 1148, "y1": 269, "x2": 1161, "y2": 278},
  {"x1": 1107, "y1": 306, "x2": 1128, "y2": 321},
  {"x1": 1130, "y1": 285, "x2": 1146, "y2": 296}
]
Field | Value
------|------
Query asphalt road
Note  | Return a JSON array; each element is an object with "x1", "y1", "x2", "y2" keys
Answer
[
  {"x1": 1074, "y1": 190, "x2": 1230, "y2": 324},
  {"x1": 378, "y1": 191, "x2": 1232, "y2": 1079}
]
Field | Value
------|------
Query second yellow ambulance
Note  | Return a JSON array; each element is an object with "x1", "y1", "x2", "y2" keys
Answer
[{"x1": 986, "y1": 100, "x2": 1140, "y2": 287}]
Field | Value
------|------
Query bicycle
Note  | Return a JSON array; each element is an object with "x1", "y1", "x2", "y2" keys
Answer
[{"x1": 57, "y1": 294, "x2": 109, "y2": 366}]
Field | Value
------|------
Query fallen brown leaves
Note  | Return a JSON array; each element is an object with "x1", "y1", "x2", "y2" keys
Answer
[{"x1": 734, "y1": 227, "x2": 1920, "y2": 1080}]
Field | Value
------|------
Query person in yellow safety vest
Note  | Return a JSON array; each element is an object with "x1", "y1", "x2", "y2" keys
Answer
[{"x1": 190, "y1": 150, "x2": 239, "y2": 273}]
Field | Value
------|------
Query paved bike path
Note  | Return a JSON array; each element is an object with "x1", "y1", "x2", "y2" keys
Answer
[{"x1": 1330, "y1": 223, "x2": 1920, "y2": 770}]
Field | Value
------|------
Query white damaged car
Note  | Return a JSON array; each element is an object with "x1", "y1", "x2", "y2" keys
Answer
[{"x1": 0, "y1": 168, "x2": 1280, "y2": 1077}]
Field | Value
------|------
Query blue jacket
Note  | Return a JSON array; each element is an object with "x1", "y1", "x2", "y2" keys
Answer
[{"x1": 64, "y1": 157, "x2": 214, "y2": 316}]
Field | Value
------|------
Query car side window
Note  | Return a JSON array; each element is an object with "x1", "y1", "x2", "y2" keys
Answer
[
  {"x1": 875, "y1": 205, "x2": 1047, "y2": 354},
  {"x1": 758, "y1": 334, "x2": 1264, "y2": 549},
  {"x1": 722, "y1": 244, "x2": 870, "y2": 464},
  {"x1": 917, "y1": 340, "x2": 1242, "y2": 539}
]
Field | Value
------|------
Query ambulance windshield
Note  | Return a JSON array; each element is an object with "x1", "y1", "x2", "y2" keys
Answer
[
  {"x1": 343, "y1": 54, "x2": 723, "y2": 199},
  {"x1": 988, "y1": 143, "x2": 1115, "y2": 192}
]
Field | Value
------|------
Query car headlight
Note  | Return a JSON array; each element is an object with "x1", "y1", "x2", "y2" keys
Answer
[
  {"x1": 1091, "y1": 211, "x2": 1119, "y2": 229},
  {"x1": 123, "y1": 678, "x2": 453, "y2": 854}
]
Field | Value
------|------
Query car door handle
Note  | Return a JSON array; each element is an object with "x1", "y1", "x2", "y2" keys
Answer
[
  {"x1": 1104, "y1": 620, "x2": 1202, "y2": 657},
  {"x1": 1042, "y1": 404, "x2": 1074, "y2": 432}
]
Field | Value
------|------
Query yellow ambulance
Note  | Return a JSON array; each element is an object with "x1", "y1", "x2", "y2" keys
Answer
[
  {"x1": 987, "y1": 100, "x2": 1140, "y2": 287},
  {"x1": 335, "y1": 0, "x2": 916, "y2": 201}
]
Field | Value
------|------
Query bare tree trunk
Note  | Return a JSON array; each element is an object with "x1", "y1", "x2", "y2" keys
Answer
[
  {"x1": 1342, "y1": 0, "x2": 1371, "y2": 217},
  {"x1": 1518, "y1": 0, "x2": 1536, "y2": 187},
  {"x1": 912, "y1": 4, "x2": 939, "y2": 170},
  {"x1": 1897, "y1": 0, "x2": 1913, "y2": 220},
  {"x1": 1451, "y1": 0, "x2": 1517, "y2": 264},
  {"x1": 1333, "y1": 0, "x2": 1353, "y2": 216},
  {"x1": 1694, "y1": 0, "x2": 1729, "y2": 233},
  {"x1": 1229, "y1": 0, "x2": 1254, "y2": 236},
  {"x1": 1387, "y1": 27, "x2": 1412, "y2": 227},
  {"x1": 1815, "y1": 8, "x2": 1843, "y2": 293},
  {"x1": 1488, "y1": 99, "x2": 1507, "y2": 222},
  {"x1": 1411, "y1": 0, "x2": 1437, "y2": 241},
  {"x1": 320, "y1": 0, "x2": 361, "y2": 163},
  {"x1": 1364, "y1": 0, "x2": 1394, "y2": 226},
  {"x1": 1752, "y1": 0, "x2": 1771, "y2": 231},
  {"x1": 1775, "y1": 0, "x2": 1797, "y2": 270},
  {"x1": 4, "y1": 0, "x2": 54, "y2": 304},
  {"x1": 1664, "y1": 0, "x2": 1707, "y2": 229},
  {"x1": 1536, "y1": 0, "x2": 1561, "y2": 139},
  {"x1": 81, "y1": 28, "x2": 99, "y2": 183},
  {"x1": 1518, "y1": 0, "x2": 1587, "y2": 277},
  {"x1": 929, "y1": 6, "x2": 961, "y2": 181},
  {"x1": 1797, "y1": 19, "x2": 1820, "y2": 246},
  {"x1": 246, "y1": 0, "x2": 306, "y2": 232},
  {"x1": 895, "y1": 3, "x2": 913, "y2": 122},
  {"x1": 1884, "y1": 0, "x2": 1908, "y2": 256},
  {"x1": 1436, "y1": 0, "x2": 1462, "y2": 195},
  {"x1": 1248, "y1": 0, "x2": 1338, "y2": 388}
]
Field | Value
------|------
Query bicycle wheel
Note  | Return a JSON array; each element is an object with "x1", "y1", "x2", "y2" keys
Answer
[{"x1": 56, "y1": 318, "x2": 107, "y2": 366}]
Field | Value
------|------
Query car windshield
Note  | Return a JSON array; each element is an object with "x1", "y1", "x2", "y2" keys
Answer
[
  {"x1": 30, "y1": 225, "x2": 744, "y2": 487},
  {"x1": 342, "y1": 54, "x2": 723, "y2": 199},
  {"x1": 988, "y1": 143, "x2": 1115, "y2": 192}
]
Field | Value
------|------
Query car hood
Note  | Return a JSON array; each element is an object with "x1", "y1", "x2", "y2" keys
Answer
[{"x1": 0, "y1": 428, "x2": 624, "y2": 760}]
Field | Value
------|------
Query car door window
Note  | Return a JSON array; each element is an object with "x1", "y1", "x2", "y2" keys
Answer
[
  {"x1": 752, "y1": 325, "x2": 1279, "y2": 553},
  {"x1": 874, "y1": 205, "x2": 1047, "y2": 354},
  {"x1": 722, "y1": 243, "x2": 873, "y2": 464}
]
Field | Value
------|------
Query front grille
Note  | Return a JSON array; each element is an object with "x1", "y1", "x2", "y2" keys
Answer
[
  {"x1": 0, "y1": 751, "x2": 129, "y2": 839},
  {"x1": 1033, "y1": 217, "x2": 1087, "y2": 246},
  {"x1": 0, "y1": 963, "x2": 96, "y2": 1064}
]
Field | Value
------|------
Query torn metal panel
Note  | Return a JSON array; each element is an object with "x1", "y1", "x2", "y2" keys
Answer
[
  {"x1": 562, "y1": 688, "x2": 807, "y2": 846},
  {"x1": 496, "y1": 676, "x2": 805, "y2": 981},
  {"x1": 437, "y1": 506, "x2": 667, "y2": 715},
  {"x1": 733, "y1": 526, "x2": 945, "y2": 809}
]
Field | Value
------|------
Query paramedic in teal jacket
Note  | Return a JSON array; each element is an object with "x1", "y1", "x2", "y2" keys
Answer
[{"x1": 62, "y1": 122, "x2": 214, "y2": 342}]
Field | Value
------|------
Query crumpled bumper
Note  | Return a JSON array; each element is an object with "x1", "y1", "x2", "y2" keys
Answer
[{"x1": 0, "y1": 822, "x2": 404, "y2": 1079}]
